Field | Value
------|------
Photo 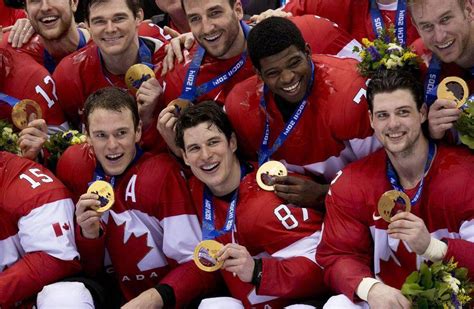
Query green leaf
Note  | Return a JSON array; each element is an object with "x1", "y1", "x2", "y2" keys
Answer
[
  {"x1": 406, "y1": 271, "x2": 420, "y2": 284},
  {"x1": 402, "y1": 283, "x2": 424, "y2": 296},
  {"x1": 455, "y1": 267, "x2": 469, "y2": 280}
]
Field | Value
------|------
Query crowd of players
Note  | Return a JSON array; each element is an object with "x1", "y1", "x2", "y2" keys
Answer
[{"x1": 0, "y1": 0, "x2": 473, "y2": 308}]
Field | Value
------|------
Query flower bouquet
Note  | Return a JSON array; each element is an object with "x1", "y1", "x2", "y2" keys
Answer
[
  {"x1": 0, "y1": 120, "x2": 20, "y2": 154},
  {"x1": 401, "y1": 258, "x2": 473, "y2": 309},
  {"x1": 454, "y1": 97, "x2": 474, "y2": 150},
  {"x1": 44, "y1": 130, "x2": 86, "y2": 170},
  {"x1": 353, "y1": 26, "x2": 421, "y2": 77}
]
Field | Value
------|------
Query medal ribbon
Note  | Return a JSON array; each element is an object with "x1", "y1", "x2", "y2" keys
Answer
[
  {"x1": 179, "y1": 21, "x2": 251, "y2": 102},
  {"x1": 386, "y1": 140, "x2": 436, "y2": 205},
  {"x1": 99, "y1": 38, "x2": 152, "y2": 89},
  {"x1": 424, "y1": 56, "x2": 442, "y2": 106},
  {"x1": 369, "y1": 0, "x2": 407, "y2": 46},
  {"x1": 201, "y1": 163, "x2": 248, "y2": 240},
  {"x1": 257, "y1": 61, "x2": 315, "y2": 166},
  {"x1": 44, "y1": 28, "x2": 87, "y2": 73},
  {"x1": 90, "y1": 145, "x2": 144, "y2": 188},
  {"x1": 0, "y1": 93, "x2": 20, "y2": 107}
]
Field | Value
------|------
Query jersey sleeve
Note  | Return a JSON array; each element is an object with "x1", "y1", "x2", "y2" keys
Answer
[
  {"x1": 243, "y1": 193, "x2": 327, "y2": 298},
  {"x1": 53, "y1": 56, "x2": 87, "y2": 129},
  {"x1": 0, "y1": 155, "x2": 81, "y2": 305},
  {"x1": 316, "y1": 167, "x2": 374, "y2": 301}
]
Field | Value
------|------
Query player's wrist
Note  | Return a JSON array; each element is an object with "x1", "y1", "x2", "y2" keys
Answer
[{"x1": 251, "y1": 258, "x2": 262, "y2": 289}]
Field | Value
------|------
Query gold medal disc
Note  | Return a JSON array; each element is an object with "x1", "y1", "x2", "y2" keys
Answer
[
  {"x1": 193, "y1": 240, "x2": 224, "y2": 272},
  {"x1": 87, "y1": 180, "x2": 115, "y2": 213},
  {"x1": 377, "y1": 190, "x2": 411, "y2": 223},
  {"x1": 437, "y1": 76, "x2": 469, "y2": 109},
  {"x1": 125, "y1": 64, "x2": 155, "y2": 92},
  {"x1": 256, "y1": 160, "x2": 288, "y2": 191},
  {"x1": 167, "y1": 98, "x2": 192, "y2": 117},
  {"x1": 11, "y1": 99, "x2": 43, "y2": 130}
]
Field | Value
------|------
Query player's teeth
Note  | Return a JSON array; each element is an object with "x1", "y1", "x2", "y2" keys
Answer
[
  {"x1": 438, "y1": 40, "x2": 454, "y2": 49},
  {"x1": 202, "y1": 163, "x2": 218, "y2": 171},
  {"x1": 283, "y1": 81, "x2": 299, "y2": 92},
  {"x1": 389, "y1": 133, "x2": 403, "y2": 138}
]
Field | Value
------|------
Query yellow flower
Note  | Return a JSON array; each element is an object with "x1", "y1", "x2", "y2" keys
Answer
[
  {"x1": 402, "y1": 52, "x2": 418, "y2": 61},
  {"x1": 362, "y1": 38, "x2": 374, "y2": 47},
  {"x1": 71, "y1": 136, "x2": 81, "y2": 145}
]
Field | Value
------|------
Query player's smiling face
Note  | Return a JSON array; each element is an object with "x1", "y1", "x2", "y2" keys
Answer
[
  {"x1": 182, "y1": 121, "x2": 241, "y2": 196},
  {"x1": 26, "y1": 0, "x2": 77, "y2": 41},
  {"x1": 258, "y1": 44, "x2": 312, "y2": 104},
  {"x1": 88, "y1": 0, "x2": 142, "y2": 58},
  {"x1": 184, "y1": 0, "x2": 245, "y2": 59},
  {"x1": 369, "y1": 89, "x2": 427, "y2": 156},
  {"x1": 411, "y1": 0, "x2": 474, "y2": 65},
  {"x1": 87, "y1": 107, "x2": 142, "y2": 176}
]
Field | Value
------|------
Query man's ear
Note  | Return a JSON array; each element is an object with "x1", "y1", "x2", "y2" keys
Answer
[
  {"x1": 304, "y1": 43, "x2": 312, "y2": 57},
  {"x1": 420, "y1": 103, "x2": 428, "y2": 123},
  {"x1": 136, "y1": 8, "x2": 144, "y2": 24},
  {"x1": 181, "y1": 149, "x2": 190, "y2": 166},
  {"x1": 368, "y1": 110, "x2": 374, "y2": 130}
]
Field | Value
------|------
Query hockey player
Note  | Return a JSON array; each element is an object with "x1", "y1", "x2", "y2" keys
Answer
[
  {"x1": 317, "y1": 69, "x2": 474, "y2": 308},
  {"x1": 225, "y1": 17, "x2": 381, "y2": 208},
  {"x1": 56, "y1": 87, "x2": 201, "y2": 302}
]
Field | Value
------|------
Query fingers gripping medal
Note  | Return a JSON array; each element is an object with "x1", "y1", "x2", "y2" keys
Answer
[
  {"x1": 377, "y1": 190, "x2": 411, "y2": 223},
  {"x1": 11, "y1": 99, "x2": 43, "y2": 130},
  {"x1": 437, "y1": 77, "x2": 469, "y2": 109},
  {"x1": 87, "y1": 180, "x2": 115, "y2": 213},
  {"x1": 256, "y1": 160, "x2": 288, "y2": 191},
  {"x1": 125, "y1": 64, "x2": 155, "y2": 93},
  {"x1": 167, "y1": 98, "x2": 192, "y2": 117},
  {"x1": 193, "y1": 240, "x2": 224, "y2": 272}
]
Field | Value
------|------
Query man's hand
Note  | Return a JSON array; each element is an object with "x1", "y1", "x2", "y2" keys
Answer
[
  {"x1": 157, "y1": 105, "x2": 181, "y2": 156},
  {"x1": 249, "y1": 9, "x2": 292, "y2": 24},
  {"x1": 428, "y1": 99, "x2": 461, "y2": 139},
  {"x1": 4, "y1": 18, "x2": 35, "y2": 48},
  {"x1": 122, "y1": 288, "x2": 163, "y2": 309},
  {"x1": 18, "y1": 118, "x2": 48, "y2": 160},
  {"x1": 273, "y1": 175, "x2": 328, "y2": 208},
  {"x1": 136, "y1": 78, "x2": 163, "y2": 128},
  {"x1": 387, "y1": 212, "x2": 431, "y2": 255},
  {"x1": 367, "y1": 283, "x2": 411, "y2": 309},
  {"x1": 75, "y1": 193, "x2": 103, "y2": 239},
  {"x1": 161, "y1": 30, "x2": 194, "y2": 76},
  {"x1": 217, "y1": 243, "x2": 255, "y2": 283}
]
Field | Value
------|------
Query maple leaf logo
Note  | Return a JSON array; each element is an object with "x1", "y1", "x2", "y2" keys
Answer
[{"x1": 62, "y1": 222, "x2": 70, "y2": 230}]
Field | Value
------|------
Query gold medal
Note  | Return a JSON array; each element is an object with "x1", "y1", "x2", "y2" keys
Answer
[
  {"x1": 377, "y1": 190, "x2": 411, "y2": 223},
  {"x1": 11, "y1": 99, "x2": 42, "y2": 130},
  {"x1": 87, "y1": 180, "x2": 115, "y2": 213},
  {"x1": 193, "y1": 240, "x2": 224, "y2": 272},
  {"x1": 437, "y1": 76, "x2": 469, "y2": 109},
  {"x1": 256, "y1": 160, "x2": 288, "y2": 191},
  {"x1": 125, "y1": 64, "x2": 155, "y2": 93},
  {"x1": 167, "y1": 98, "x2": 192, "y2": 117}
]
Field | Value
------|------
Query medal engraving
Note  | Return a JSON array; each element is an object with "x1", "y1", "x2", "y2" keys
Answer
[
  {"x1": 193, "y1": 240, "x2": 223, "y2": 272},
  {"x1": 256, "y1": 161, "x2": 287, "y2": 191},
  {"x1": 125, "y1": 64, "x2": 155, "y2": 93},
  {"x1": 87, "y1": 180, "x2": 115, "y2": 213},
  {"x1": 167, "y1": 99, "x2": 192, "y2": 117},
  {"x1": 437, "y1": 76, "x2": 469, "y2": 109},
  {"x1": 377, "y1": 190, "x2": 411, "y2": 222},
  {"x1": 11, "y1": 99, "x2": 42, "y2": 130}
]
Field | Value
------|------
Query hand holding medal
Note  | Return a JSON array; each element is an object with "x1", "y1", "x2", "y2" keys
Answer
[
  {"x1": 377, "y1": 190, "x2": 411, "y2": 223},
  {"x1": 193, "y1": 240, "x2": 224, "y2": 272},
  {"x1": 437, "y1": 76, "x2": 469, "y2": 109},
  {"x1": 87, "y1": 180, "x2": 115, "y2": 213},
  {"x1": 125, "y1": 64, "x2": 155, "y2": 94},
  {"x1": 11, "y1": 99, "x2": 43, "y2": 130},
  {"x1": 256, "y1": 160, "x2": 288, "y2": 191},
  {"x1": 167, "y1": 98, "x2": 192, "y2": 117}
]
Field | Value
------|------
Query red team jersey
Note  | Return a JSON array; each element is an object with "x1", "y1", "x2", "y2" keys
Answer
[
  {"x1": 0, "y1": 151, "x2": 80, "y2": 307},
  {"x1": 316, "y1": 145, "x2": 474, "y2": 300},
  {"x1": 53, "y1": 38, "x2": 166, "y2": 129},
  {"x1": 162, "y1": 15, "x2": 358, "y2": 107},
  {"x1": 0, "y1": 46, "x2": 66, "y2": 131},
  {"x1": 225, "y1": 54, "x2": 380, "y2": 182},
  {"x1": 0, "y1": 2, "x2": 26, "y2": 27},
  {"x1": 56, "y1": 144, "x2": 200, "y2": 301},
  {"x1": 162, "y1": 163, "x2": 326, "y2": 308},
  {"x1": 282, "y1": 0, "x2": 420, "y2": 46}
]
